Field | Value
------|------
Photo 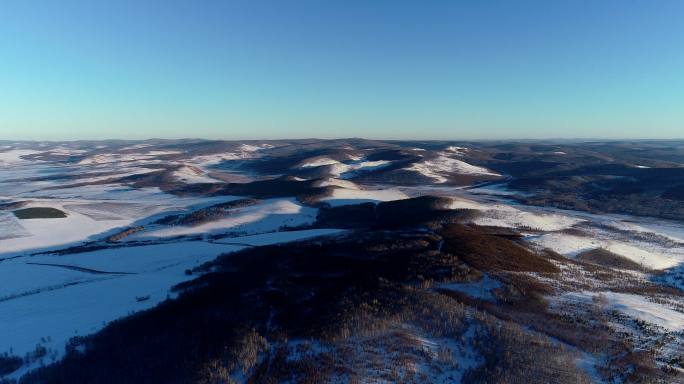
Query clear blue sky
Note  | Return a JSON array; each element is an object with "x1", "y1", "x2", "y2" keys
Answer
[{"x1": 0, "y1": 0, "x2": 682, "y2": 140}]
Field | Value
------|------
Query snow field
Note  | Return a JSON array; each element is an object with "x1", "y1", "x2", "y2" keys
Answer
[
  {"x1": 298, "y1": 156, "x2": 391, "y2": 178},
  {"x1": 560, "y1": 291, "x2": 684, "y2": 331},
  {"x1": 0, "y1": 228, "x2": 344, "y2": 368},
  {"x1": 320, "y1": 186, "x2": 408, "y2": 207},
  {"x1": 172, "y1": 165, "x2": 220, "y2": 184},
  {"x1": 0, "y1": 150, "x2": 42, "y2": 165},
  {"x1": 405, "y1": 154, "x2": 500, "y2": 183},
  {"x1": 134, "y1": 198, "x2": 317, "y2": 239},
  {"x1": 529, "y1": 231, "x2": 682, "y2": 270},
  {"x1": 449, "y1": 197, "x2": 584, "y2": 231}
]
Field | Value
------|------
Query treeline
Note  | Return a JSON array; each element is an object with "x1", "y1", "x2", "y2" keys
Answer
[{"x1": 154, "y1": 198, "x2": 260, "y2": 226}]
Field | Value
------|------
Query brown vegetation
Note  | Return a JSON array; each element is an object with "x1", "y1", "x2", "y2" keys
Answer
[
  {"x1": 576, "y1": 247, "x2": 650, "y2": 272},
  {"x1": 440, "y1": 224, "x2": 560, "y2": 273}
]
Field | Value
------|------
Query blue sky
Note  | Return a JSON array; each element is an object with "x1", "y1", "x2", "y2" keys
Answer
[{"x1": 0, "y1": 0, "x2": 682, "y2": 140}]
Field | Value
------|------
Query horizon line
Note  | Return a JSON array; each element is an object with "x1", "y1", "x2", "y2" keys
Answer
[{"x1": 2, "y1": 137, "x2": 684, "y2": 143}]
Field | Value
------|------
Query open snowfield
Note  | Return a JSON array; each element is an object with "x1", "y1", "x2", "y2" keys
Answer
[
  {"x1": 0, "y1": 228, "x2": 345, "y2": 373},
  {"x1": 0, "y1": 200, "x2": 135, "y2": 256},
  {"x1": 449, "y1": 197, "x2": 584, "y2": 231},
  {"x1": 405, "y1": 153, "x2": 500, "y2": 183},
  {"x1": 1, "y1": 242, "x2": 241, "y2": 359},
  {"x1": 172, "y1": 165, "x2": 220, "y2": 184},
  {"x1": 321, "y1": 185, "x2": 409, "y2": 206},
  {"x1": 0, "y1": 246, "x2": 240, "y2": 378},
  {"x1": 528, "y1": 226, "x2": 684, "y2": 271},
  {"x1": 186, "y1": 144, "x2": 271, "y2": 167},
  {"x1": 0, "y1": 213, "x2": 31, "y2": 240},
  {"x1": 0, "y1": 149, "x2": 42, "y2": 165},
  {"x1": 314, "y1": 177, "x2": 361, "y2": 190},
  {"x1": 0, "y1": 192, "x2": 232, "y2": 257},
  {"x1": 298, "y1": 156, "x2": 392, "y2": 178},
  {"x1": 558, "y1": 291, "x2": 684, "y2": 331},
  {"x1": 133, "y1": 198, "x2": 318, "y2": 239},
  {"x1": 299, "y1": 157, "x2": 341, "y2": 168},
  {"x1": 22, "y1": 184, "x2": 172, "y2": 201},
  {"x1": 0, "y1": 262, "x2": 97, "y2": 301},
  {"x1": 612, "y1": 219, "x2": 684, "y2": 244}
]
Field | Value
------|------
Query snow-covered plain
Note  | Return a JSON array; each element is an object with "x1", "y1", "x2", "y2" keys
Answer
[
  {"x1": 0, "y1": 241, "x2": 243, "y2": 377},
  {"x1": 0, "y1": 228, "x2": 345, "y2": 374},
  {"x1": 0, "y1": 189, "x2": 229, "y2": 257},
  {"x1": 0, "y1": 149, "x2": 42, "y2": 165},
  {"x1": 0, "y1": 200, "x2": 151, "y2": 256}
]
